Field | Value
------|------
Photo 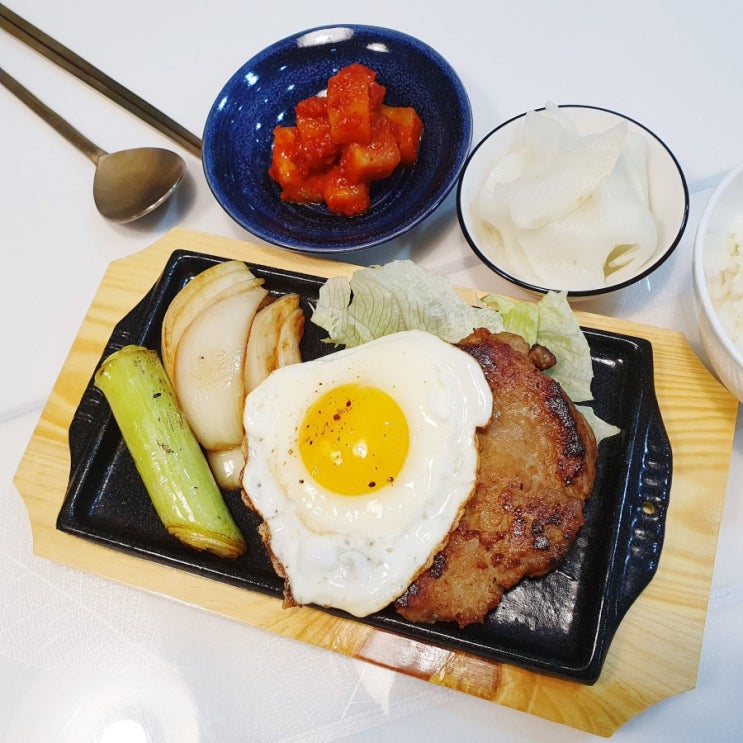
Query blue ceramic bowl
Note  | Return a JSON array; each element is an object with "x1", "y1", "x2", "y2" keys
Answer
[{"x1": 202, "y1": 25, "x2": 472, "y2": 253}]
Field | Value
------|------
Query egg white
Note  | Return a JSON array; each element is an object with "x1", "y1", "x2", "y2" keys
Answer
[{"x1": 241, "y1": 329, "x2": 492, "y2": 617}]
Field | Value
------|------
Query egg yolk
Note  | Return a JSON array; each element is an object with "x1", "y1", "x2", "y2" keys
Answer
[{"x1": 299, "y1": 383, "x2": 409, "y2": 496}]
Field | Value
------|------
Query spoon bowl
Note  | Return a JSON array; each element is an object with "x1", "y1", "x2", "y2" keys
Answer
[
  {"x1": 0, "y1": 67, "x2": 186, "y2": 222},
  {"x1": 93, "y1": 147, "x2": 186, "y2": 222}
]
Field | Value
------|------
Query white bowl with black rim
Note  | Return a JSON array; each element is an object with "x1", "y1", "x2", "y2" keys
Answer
[{"x1": 457, "y1": 105, "x2": 689, "y2": 298}]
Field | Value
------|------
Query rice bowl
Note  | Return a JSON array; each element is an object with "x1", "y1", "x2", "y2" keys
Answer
[
  {"x1": 693, "y1": 159, "x2": 743, "y2": 403},
  {"x1": 710, "y1": 215, "x2": 743, "y2": 352}
]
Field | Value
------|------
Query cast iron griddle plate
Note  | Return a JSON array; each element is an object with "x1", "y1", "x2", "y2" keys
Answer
[{"x1": 58, "y1": 249, "x2": 672, "y2": 684}]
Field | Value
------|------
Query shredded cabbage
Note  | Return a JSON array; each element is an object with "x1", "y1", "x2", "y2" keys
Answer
[
  {"x1": 482, "y1": 290, "x2": 594, "y2": 403},
  {"x1": 488, "y1": 290, "x2": 621, "y2": 442},
  {"x1": 576, "y1": 404, "x2": 621, "y2": 443},
  {"x1": 311, "y1": 260, "x2": 505, "y2": 347}
]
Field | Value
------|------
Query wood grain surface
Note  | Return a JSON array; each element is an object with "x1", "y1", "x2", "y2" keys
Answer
[{"x1": 13, "y1": 228, "x2": 739, "y2": 736}]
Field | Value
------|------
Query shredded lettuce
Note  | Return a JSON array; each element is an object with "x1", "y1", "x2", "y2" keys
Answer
[
  {"x1": 311, "y1": 260, "x2": 505, "y2": 346},
  {"x1": 482, "y1": 290, "x2": 594, "y2": 404},
  {"x1": 310, "y1": 260, "x2": 619, "y2": 443},
  {"x1": 484, "y1": 294, "x2": 539, "y2": 345},
  {"x1": 576, "y1": 404, "x2": 621, "y2": 443}
]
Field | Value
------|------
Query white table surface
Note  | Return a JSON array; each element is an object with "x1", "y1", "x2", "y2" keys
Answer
[{"x1": 2, "y1": 1, "x2": 743, "y2": 740}]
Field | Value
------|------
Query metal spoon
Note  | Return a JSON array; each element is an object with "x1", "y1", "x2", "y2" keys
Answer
[{"x1": 0, "y1": 67, "x2": 186, "y2": 222}]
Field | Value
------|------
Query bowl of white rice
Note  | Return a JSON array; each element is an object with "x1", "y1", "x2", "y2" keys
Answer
[{"x1": 693, "y1": 159, "x2": 743, "y2": 403}]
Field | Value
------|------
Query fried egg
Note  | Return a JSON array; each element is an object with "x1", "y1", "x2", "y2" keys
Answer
[{"x1": 241, "y1": 329, "x2": 493, "y2": 617}]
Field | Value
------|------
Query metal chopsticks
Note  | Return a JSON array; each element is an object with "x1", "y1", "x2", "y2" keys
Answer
[{"x1": 0, "y1": 4, "x2": 202, "y2": 157}]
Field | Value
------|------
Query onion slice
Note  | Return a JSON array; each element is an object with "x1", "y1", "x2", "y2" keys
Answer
[
  {"x1": 207, "y1": 446, "x2": 246, "y2": 491},
  {"x1": 161, "y1": 260, "x2": 256, "y2": 380},
  {"x1": 174, "y1": 278, "x2": 267, "y2": 451},
  {"x1": 244, "y1": 293, "x2": 304, "y2": 394}
]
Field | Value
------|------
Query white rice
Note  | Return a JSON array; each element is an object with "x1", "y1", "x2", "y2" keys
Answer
[{"x1": 711, "y1": 214, "x2": 743, "y2": 353}]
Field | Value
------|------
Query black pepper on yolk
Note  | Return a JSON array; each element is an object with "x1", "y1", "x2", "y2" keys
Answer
[{"x1": 298, "y1": 383, "x2": 410, "y2": 496}]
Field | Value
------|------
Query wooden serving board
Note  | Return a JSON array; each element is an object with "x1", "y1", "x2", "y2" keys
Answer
[{"x1": 14, "y1": 228, "x2": 739, "y2": 736}]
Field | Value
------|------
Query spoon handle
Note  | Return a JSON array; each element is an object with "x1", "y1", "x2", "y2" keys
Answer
[
  {"x1": 0, "y1": 4, "x2": 202, "y2": 158},
  {"x1": 0, "y1": 67, "x2": 106, "y2": 164}
]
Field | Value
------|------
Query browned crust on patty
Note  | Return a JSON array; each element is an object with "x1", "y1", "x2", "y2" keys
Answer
[{"x1": 394, "y1": 328, "x2": 597, "y2": 628}]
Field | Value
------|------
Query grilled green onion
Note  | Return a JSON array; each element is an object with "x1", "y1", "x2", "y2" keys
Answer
[{"x1": 94, "y1": 344, "x2": 247, "y2": 558}]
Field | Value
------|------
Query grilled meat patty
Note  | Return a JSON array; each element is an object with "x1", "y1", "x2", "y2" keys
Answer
[{"x1": 394, "y1": 328, "x2": 598, "y2": 628}]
